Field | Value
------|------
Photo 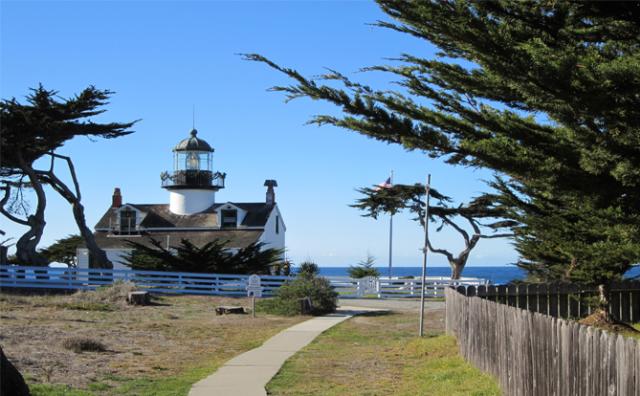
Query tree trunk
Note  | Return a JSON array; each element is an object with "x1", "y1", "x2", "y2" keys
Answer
[
  {"x1": 15, "y1": 215, "x2": 48, "y2": 266},
  {"x1": 594, "y1": 283, "x2": 614, "y2": 323},
  {"x1": 71, "y1": 202, "x2": 112, "y2": 269},
  {"x1": 10, "y1": 156, "x2": 49, "y2": 266},
  {"x1": 450, "y1": 260, "x2": 464, "y2": 280},
  {"x1": 41, "y1": 154, "x2": 113, "y2": 270}
]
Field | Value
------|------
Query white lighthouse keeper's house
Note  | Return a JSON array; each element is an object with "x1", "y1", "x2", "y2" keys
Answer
[{"x1": 76, "y1": 129, "x2": 286, "y2": 269}]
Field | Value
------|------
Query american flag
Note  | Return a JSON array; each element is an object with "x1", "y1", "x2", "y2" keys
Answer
[{"x1": 375, "y1": 176, "x2": 392, "y2": 191}]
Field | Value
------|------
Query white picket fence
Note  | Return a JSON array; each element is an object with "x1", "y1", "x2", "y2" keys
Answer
[
  {"x1": 0, "y1": 265, "x2": 488, "y2": 298},
  {"x1": 327, "y1": 275, "x2": 489, "y2": 298}
]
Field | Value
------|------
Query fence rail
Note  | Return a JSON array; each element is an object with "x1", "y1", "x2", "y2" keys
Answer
[
  {"x1": 0, "y1": 265, "x2": 488, "y2": 298},
  {"x1": 445, "y1": 288, "x2": 640, "y2": 396},
  {"x1": 0, "y1": 265, "x2": 290, "y2": 296},
  {"x1": 319, "y1": 276, "x2": 488, "y2": 298},
  {"x1": 455, "y1": 282, "x2": 640, "y2": 323}
]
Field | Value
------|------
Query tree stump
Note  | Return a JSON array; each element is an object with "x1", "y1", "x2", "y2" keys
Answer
[
  {"x1": 0, "y1": 346, "x2": 30, "y2": 396},
  {"x1": 215, "y1": 306, "x2": 246, "y2": 315},
  {"x1": 127, "y1": 291, "x2": 150, "y2": 305}
]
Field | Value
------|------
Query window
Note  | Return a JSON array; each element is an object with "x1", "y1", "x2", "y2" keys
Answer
[
  {"x1": 120, "y1": 209, "x2": 136, "y2": 234},
  {"x1": 275, "y1": 215, "x2": 280, "y2": 234},
  {"x1": 221, "y1": 209, "x2": 237, "y2": 228}
]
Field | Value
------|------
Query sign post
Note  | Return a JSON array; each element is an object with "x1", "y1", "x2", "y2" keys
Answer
[
  {"x1": 419, "y1": 174, "x2": 431, "y2": 337},
  {"x1": 246, "y1": 275, "x2": 263, "y2": 318}
]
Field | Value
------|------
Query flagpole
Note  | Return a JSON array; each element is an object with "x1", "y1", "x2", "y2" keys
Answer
[
  {"x1": 388, "y1": 170, "x2": 394, "y2": 279},
  {"x1": 419, "y1": 174, "x2": 431, "y2": 337}
]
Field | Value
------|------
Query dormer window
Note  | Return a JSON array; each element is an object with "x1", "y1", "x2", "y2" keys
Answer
[
  {"x1": 221, "y1": 209, "x2": 237, "y2": 228},
  {"x1": 120, "y1": 209, "x2": 137, "y2": 234}
]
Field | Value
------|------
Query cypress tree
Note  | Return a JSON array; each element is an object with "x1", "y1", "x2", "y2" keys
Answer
[{"x1": 246, "y1": 1, "x2": 640, "y2": 320}]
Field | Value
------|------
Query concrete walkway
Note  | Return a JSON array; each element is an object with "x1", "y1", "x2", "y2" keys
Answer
[{"x1": 188, "y1": 306, "x2": 384, "y2": 396}]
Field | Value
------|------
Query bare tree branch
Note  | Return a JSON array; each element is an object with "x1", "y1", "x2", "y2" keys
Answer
[{"x1": 0, "y1": 184, "x2": 29, "y2": 225}]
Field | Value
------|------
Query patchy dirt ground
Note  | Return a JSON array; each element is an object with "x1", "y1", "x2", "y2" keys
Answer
[{"x1": 0, "y1": 289, "x2": 304, "y2": 391}]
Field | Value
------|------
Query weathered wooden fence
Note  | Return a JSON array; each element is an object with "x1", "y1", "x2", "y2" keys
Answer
[
  {"x1": 455, "y1": 282, "x2": 640, "y2": 323},
  {"x1": 445, "y1": 288, "x2": 640, "y2": 396},
  {"x1": 0, "y1": 265, "x2": 488, "y2": 299}
]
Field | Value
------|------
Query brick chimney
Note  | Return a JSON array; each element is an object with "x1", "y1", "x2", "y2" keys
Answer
[
  {"x1": 264, "y1": 180, "x2": 277, "y2": 206},
  {"x1": 112, "y1": 188, "x2": 122, "y2": 208}
]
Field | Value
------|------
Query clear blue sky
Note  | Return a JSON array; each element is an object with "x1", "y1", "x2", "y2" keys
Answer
[{"x1": 1, "y1": 1, "x2": 517, "y2": 267}]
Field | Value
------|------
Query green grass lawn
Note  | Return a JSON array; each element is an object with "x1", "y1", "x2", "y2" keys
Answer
[{"x1": 266, "y1": 311, "x2": 501, "y2": 396}]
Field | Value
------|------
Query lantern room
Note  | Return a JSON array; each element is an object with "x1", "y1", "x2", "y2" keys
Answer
[
  {"x1": 173, "y1": 129, "x2": 213, "y2": 172},
  {"x1": 161, "y1": 129, "x2": 226, "y2": 215}
]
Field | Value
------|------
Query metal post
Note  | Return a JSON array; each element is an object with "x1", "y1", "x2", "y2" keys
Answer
[
  {"x1": 388, "y1": 170, "x2": 394, "y2": 279},
  {"x1": 419, "y1": 174, "x2": 431, "y2": 337}
]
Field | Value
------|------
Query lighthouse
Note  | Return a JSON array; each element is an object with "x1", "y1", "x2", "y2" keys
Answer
[
  {"x1": 77, "y1": 127, "x2": 285, "y2": 270},
  {"x1": 161, "y1": 129, "x2": 226, "y2": 215}
]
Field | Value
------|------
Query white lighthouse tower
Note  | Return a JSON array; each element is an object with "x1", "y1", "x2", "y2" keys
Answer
[{"x1": 161, "y1": 129, "x2": 226, "y2": 215}]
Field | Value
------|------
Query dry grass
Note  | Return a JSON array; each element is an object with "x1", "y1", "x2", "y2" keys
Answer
[
  {"x1": 0, "y1": 290, "x2": 304, "y2": 394},
  {"x1": 578, "y1": 310, "x2": 640, "y2": 339}
]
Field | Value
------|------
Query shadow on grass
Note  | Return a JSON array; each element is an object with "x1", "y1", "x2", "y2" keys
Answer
[{"x1": 356, "y1": 310, "x2": 393, "y2": 317}]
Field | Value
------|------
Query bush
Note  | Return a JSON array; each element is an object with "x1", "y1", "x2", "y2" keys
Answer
[
  {"x1": 62, "y1": 337, "x2": 106, "y2": 353},
  {"x1": 297, "y1": 261, "x2": 319, "y2": 279},
  {"x1": 123, "y1": 238, "x2": 283, "y2": 275},
  {"x1": 258, "y1": 275, "x2": 337, "y2": 316}
]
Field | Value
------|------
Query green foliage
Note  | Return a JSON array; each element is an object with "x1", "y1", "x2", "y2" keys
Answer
[
  {"x1": 39, "y1": 234, "x2": 83, "y2": 266},
  {"x1": 258, "y1": 274, "x2": 338, "y2": 316},
  {"x1": 246, "y1": 2, "x2": 640, "y2": 291},
  {"x1": 1, "y1": 85, "x2": 135, "y2": 175},
  {"x1": 348, "y1": 254, "x2": 380, "y2": 278},
  {"x1": 1, "y1": 85, "x2": 135, "y2": 267},
  {"x1": 272, "y1": 259, "x2": 292, "y2": 276},
  {"x1": 297, "y1": 261, "x2": 320, "y2": 279},
  {"x1": 122, "y1": 238, "x2": 283, "y2": 275}
]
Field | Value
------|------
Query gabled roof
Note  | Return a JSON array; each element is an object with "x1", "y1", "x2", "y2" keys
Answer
[
  {"x1": 94, "y1": 202, "x2": 274, "y2": 230},
  {"x1": 234, "y1": 203, "x2": 273, "y2": 227}
]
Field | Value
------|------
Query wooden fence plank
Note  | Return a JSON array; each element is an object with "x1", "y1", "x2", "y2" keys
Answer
[
  {"x1": 444, "y1": 287, "x2": 640, "y2": 396},
  {"x1": 629, "y1": 289, "x2": 640, "y2": 323}
]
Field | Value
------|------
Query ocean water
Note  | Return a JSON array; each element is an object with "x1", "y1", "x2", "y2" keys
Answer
[{"x1": 318, "y1": 265, "x2": 640, "y2": 285}]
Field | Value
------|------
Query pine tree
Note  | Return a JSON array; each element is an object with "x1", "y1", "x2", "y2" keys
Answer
[
  {"x1": 348, "y1": 253, "x2": 380, "y2": 278},
  {"x1": 246, "y1": 1, "x2": 640, "y2": 320},
  {"x1": 39, "y1": 234, "x2": 84, "y2": 266}
]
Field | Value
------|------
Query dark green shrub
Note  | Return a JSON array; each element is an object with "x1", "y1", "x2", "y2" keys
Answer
[
  {"x1": 297, "y1": 261, "x2": 319, "y2": 279},
  {"x1": 122, "y1": 238, "x2": 283, "y2": 275},
  {"x1": 257, "y1": 275, "x2": 337, "y2": 316}
]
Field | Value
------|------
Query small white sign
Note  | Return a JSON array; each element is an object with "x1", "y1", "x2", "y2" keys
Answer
[{"x1": 246, "y1": 274, "x2": 263, "y2": 297}]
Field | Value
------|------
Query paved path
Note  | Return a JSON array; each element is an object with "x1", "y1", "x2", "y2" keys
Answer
[{"x1": 188, "y1": 305, "x2": 384, "y2": 396}]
